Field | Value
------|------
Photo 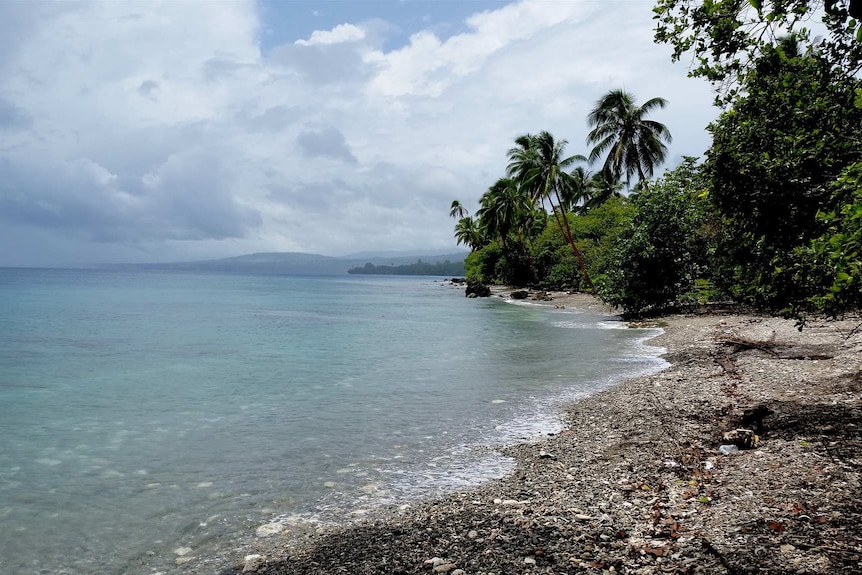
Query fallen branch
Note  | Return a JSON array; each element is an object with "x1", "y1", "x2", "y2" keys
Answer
[{"x1": 718, "y1": 332, "x2": 779, "y2": 356}]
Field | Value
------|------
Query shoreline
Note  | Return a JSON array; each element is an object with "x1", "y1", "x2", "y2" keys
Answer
[{"x1": 217, "y1": 295, "x2": 862, "y2": 574}]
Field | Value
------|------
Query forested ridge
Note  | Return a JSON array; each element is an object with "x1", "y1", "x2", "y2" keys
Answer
[
  {"x1": 348, "y1": 260, "x2": 466, "y2": 276},
  {"x1": 451, "y1": 0, "x2": 862, "y2": 319}
]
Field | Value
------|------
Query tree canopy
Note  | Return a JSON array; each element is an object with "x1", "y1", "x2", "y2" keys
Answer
[
  {"x1": 654, "y1": 0, "x2": 862, "y2": 104},
  {"x1": 587, "y1": 90, "x2": 672, "y2": 188}
]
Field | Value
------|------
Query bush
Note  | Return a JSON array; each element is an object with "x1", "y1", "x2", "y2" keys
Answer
[{"x1": 600, "y1": 159, "x2": 714, "y2": 315}]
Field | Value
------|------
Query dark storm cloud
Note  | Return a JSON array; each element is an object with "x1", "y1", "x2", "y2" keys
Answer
[
  {"x1": 0, "y1": 150, "x2": 261, "y2": 243},
  {"x1": 296, "y1": 126, "x2": 357, "y2": 164}
]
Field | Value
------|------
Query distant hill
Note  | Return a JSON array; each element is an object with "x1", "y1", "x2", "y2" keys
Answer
[{"x1": 112, "y1": 251, "x2": 468, "y2": 276}]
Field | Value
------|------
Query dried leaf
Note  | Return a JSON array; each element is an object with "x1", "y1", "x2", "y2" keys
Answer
[{"x1": 642, "y1": 545, "x2": 666, "y2": 557}]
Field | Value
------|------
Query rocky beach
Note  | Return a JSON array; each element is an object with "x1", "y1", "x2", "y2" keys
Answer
[{"x1": 217, "y1": 292, "x2": 862, "y2": 575}]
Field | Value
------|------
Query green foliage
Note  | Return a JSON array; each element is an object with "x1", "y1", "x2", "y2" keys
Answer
[
  {"x1": 599, "y1": 158, "x2": 715, "y2": 315},
  {"x1": 797, "y1": 162, "x2": 862, "y2": 314},
  {"x1": 531, "y1": 197, "x2": 635, "y2": 290},
  {"x1": 465, "y1": 243, "x2": 501, "y2": 284},
  {"x1": 531, "y1": 221, "x2": 580, "y2": 288},
  {"x1": 464, "y1": 242, "x2": 533, "y2": 285},
  {"x1": 454, "y1": 216, "x2": 484, "y2": 251},
  {"x1": 706, "y1": 48, "x2": 862, "y2": 309},
  {"x1": 449, "y1": 200, "x2": 468, "y2": 220},
  {"x1": 654, "y1": 0, "x2": 862, "y2": 105},
  {"x1": 506, "y1": 131, "x2": 594, "y2": 288}
]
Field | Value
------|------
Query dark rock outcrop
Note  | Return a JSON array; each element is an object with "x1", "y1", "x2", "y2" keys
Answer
[{"x1": 465, "y1": 281, "x2": 491, "y2": 298}]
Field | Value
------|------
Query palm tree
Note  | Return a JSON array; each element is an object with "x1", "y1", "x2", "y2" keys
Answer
[
  {"x1": 507, "y1": 131, "x2": 594, "y2": 289},
  {"x1": 449, "y1": 200, "x2": 468, "y2": 220},
  {"x1": 583, "y1": 167, "x2": 625, "y2": 210},
  {"x1": 562, "y1": 164, "x2": 592, "y2": 214},
  {"x1": 476, "y1": 178, "x2": 523, "y2": 246},
  {"x1": 476, "y1": 177, "x2": 539, "y2": 281},
  {"x1": 453, "y1": 216, "x2": 483, "y2": 251},
  {"x1": 587, "y1": 89, "x2": 672, "y2": 190}
]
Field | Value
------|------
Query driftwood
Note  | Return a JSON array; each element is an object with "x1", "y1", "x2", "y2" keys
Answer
[
  {"x1": 717, "y1": 332, "x2": 834, "y2": 360},
  {"x1": 842, "y1": 321, "x2": 862, "y2": 341}
]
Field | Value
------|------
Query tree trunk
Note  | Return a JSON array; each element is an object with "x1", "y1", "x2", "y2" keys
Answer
[{"x1": 551, "y1": 188, "x2": 594, "y2": 291}]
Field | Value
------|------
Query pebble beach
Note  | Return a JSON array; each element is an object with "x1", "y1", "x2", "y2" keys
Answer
[{"x1": 213, "y1": 292, "x2": 862, "y2": 575}]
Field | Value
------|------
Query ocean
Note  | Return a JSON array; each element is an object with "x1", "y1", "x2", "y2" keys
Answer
[{"x1": 0, "y1": 268, "x2": 665, "y2": 574}]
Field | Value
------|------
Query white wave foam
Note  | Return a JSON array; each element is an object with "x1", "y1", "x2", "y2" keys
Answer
[{"x1": 551, "y1": 318, "x2": 635, "y2": 330}]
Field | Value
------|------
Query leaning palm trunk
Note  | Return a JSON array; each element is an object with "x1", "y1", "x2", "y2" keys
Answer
[{"x1": 549, "y1": 191, "x2": 594, "y2": 291}]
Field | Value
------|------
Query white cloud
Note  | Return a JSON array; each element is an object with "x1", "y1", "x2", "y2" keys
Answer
[
  {"x1": 0, "y1": 0, "x2": 718, "y2": 265},
  {"x1": 363, "y1": 1, "x2": 594, "y2": 98},
  {"x1": 295, "y1": 23, "x2": 365, "y2": 46}
]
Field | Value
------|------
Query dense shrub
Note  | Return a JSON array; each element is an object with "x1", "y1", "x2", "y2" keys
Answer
[{"x1": 599, "y1": 159, "x2": 714, "y2": 315}]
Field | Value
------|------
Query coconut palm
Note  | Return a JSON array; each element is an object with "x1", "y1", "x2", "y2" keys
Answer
[
  {"x1": 562, "y1": 164, "x2": 592, "y2": 214},
  {"x1": 476, "y1": 177, "x2": 539, "y2": 282},
  {"x1": 449, "y1": 200, "x2": 468, "y2": 220},
  {"x1": 506, "y1": 131, "x2": 593, "y2": 289},
  {"x1": 587, "y1": 89, "x2": 672, "y2": 189},
  {"x1": 583, "y1": 167, "x2": 625, "y2": 210},
  {"x1": 476, "y1": 178, "x2": 524, "y2": 246},
  {"x1": 453, "y1": 216, "x2": 483, "y2": 251}
]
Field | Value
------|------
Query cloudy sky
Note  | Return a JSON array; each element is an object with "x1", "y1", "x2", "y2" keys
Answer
[{"x1": 0, "y1": 0, "x2": 718, "y2": 267}]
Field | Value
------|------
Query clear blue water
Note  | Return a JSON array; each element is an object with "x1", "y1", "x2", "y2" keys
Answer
[{"x1": 0, "y1": 269, "x2": 664, "y2": 574}]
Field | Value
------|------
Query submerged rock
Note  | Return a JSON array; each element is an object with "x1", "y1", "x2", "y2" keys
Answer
[{"x1": 255, "y1": 522, "x2": 284, "y2": 537}]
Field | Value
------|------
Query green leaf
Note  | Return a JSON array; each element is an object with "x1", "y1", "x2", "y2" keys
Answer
[{"x1": 749, "y1": 0, "x2": 762, "y2": 12}]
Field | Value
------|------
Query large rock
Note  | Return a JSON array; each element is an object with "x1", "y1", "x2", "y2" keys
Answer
[
  {"x1": 243, "y1": 554, "x2": 266, "y2": 573},
  {"x1": 510, "y1": 290, "x2": 529, "y2": 300},
  {"x1": 465, "y1": 281, "x2": 491, "y2": 298}
]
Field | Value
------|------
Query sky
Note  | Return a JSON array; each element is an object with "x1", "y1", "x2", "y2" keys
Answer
[{"x1": 0, "y1": 0, "x2": 719, "y2": 267}]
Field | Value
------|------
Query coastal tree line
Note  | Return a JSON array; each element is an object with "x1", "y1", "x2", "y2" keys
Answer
[
  {"x1": 348, "y1": 260, "x2": 466, "y2": 276},
  {"x1": 451, "y1": 0, "x2": 862, "y2": 319}
]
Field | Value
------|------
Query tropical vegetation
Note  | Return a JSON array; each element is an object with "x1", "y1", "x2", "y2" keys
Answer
[{"x1": 450, "y1": 0, "x2": 862, "y2": 319}]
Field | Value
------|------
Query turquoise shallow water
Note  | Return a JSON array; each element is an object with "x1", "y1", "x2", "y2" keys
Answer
[{"x1": 0, "y1": 269, "x2": 664, "y2": 574}]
